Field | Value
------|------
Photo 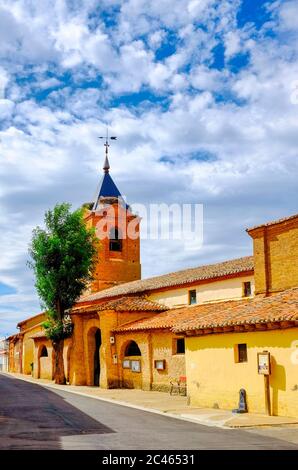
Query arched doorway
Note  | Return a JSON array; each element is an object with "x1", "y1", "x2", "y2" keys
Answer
[
  {"x1": 38, "y1": 344, "x2": 52, "y2": 380},
  {"x1": 125, "y1": 341, "x2": 141, "y2": 357},
  {"x1": 121, "y1": 340, "x2": 142, "y2": 389},
  {"x1": 94, "y1": 329, "x2": 101, "y2": 386},
  {"x1": 40, "y1": 345, "x2": 48, "y2": 358}
]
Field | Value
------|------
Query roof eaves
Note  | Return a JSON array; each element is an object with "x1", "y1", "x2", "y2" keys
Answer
[{"x1": 246, "y1": 213, "x2": 298, "y2": 233}]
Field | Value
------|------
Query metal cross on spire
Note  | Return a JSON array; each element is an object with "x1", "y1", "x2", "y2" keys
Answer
[{"x1": 98, "y1": 128, "x2": 117, "y2": 174}]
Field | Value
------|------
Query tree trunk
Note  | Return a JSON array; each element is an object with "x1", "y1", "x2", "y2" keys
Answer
[{"x1": 53, "y1": 338, "x2": 66, "y2": 385}]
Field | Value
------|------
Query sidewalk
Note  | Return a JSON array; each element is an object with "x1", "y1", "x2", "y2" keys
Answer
[{"x1": 3, "y1": 372, "x2": 298, "y2": 429}]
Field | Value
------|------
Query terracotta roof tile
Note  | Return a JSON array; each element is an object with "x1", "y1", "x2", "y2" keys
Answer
[
  {"x1": 97, "y1": 297, "x2": 167, "y2": 312},
  {"x1": 80, "y1": 256, "x2": 254, "y2": 303},
  {"x1": 173, "y1": 288, "x2": 298, "y2": 333},
  {"x1": 72, "y1": 296, "x2": 167, "y2": 313},
  {"x1": 113, "y1": 308, "x2": 189, "y2": 332},
  {"x1": 114, "y1": 288, "x2": 298, "y2": 334}
]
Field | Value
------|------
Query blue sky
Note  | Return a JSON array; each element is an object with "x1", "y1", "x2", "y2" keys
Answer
[{"x1": 0, "y1": 0, "x2": 298, "y2": 336}]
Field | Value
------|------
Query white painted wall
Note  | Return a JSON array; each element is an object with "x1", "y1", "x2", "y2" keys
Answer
[{"x1": 148, "y1": 275, "x2": 255, "y2": 308}]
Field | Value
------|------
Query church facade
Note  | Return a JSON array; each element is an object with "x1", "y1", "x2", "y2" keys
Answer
[
  {"x1": 8, "y1": 150, "x2": 298, "y2": 417},
  {"x1": 8, "y1": 152, "x2": 254, "y2": 390}
]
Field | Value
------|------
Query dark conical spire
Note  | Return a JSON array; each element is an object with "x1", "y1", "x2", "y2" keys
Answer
[{"x1": 92, "y1": 136, "x2": 122, "y2": 210}]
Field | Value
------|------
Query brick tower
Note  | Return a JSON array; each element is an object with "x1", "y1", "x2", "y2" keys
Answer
[{"x1": 84, "y1": 145, "x2": 141, "y2": 293}]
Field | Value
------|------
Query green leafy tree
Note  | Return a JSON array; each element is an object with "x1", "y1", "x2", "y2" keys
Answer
[{"x1": 29, "y1": 203, "x2": 98, "y2": 384}]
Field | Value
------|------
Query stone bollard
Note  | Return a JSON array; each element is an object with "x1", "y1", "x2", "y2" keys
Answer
[{"x1": 232, "y1": 388, "x2": 248, "y2": 414}]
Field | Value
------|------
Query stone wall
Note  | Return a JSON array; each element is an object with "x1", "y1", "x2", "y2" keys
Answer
[{"x1": 115, "y1": 330, "x2": 186, "y2": 392}]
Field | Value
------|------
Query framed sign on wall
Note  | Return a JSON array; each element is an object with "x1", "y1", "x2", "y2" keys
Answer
[
  {"x1": 154, "y1": 360, "x2": 166, "y2": 370},
  {"x1": 257, "y1": 351, "x2": 271, "y2": 375},
  {"x1": 122, "y1": 359, "x2": 131, "y2": 369},
  {"x1": 131, "y1": 360, "x2": 141, "y2": 373}
]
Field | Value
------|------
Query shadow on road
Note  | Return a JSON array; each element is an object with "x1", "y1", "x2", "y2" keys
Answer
[{"x1": 0, "y1": 374, "x2": 114, "y2": 449}]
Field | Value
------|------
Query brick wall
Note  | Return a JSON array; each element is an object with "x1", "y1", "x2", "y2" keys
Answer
[
  {"x1": 248, "y1": 216, "x2": 298, "y2": 294},
  {"x1": 84, "y1": 203, "x2": 141, "y2": 292}
]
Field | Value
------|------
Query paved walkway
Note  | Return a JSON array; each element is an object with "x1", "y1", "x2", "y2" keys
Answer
[{"x1": 4, "y1": 372, "x2": 298, "y2": 429}]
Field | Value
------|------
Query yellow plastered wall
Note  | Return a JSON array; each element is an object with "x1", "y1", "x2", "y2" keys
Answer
[
  {"x1": 33, "y1": 341, "x2": 53, "y2": 380},
  {"x1": 17, "y1": 313, "x2": 46, "y2": 375},
  {"x1": 39, "y1": 356, "x2": 52, "y2": 380},
  {"x1": 186, "y1": 328, "x2": 298, "y2": 418},
  {"x1": 22, "y1": 325, "x2": 45, "y2": 375},
  {"x1": 149, "y1": 275, "x2": 254, "y2": 308},
  {"x1": 22, "y1": 336, "x2": 34, "y2": 375}
]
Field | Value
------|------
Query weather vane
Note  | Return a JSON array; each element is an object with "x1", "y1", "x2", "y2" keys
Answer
[{"x1": 98, "y1": 128, "x2": 117, "y2": 157}]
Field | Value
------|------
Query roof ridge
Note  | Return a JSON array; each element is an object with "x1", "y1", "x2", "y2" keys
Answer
[{"x1": 80, "y1": 255, "x2": 254, "y2": 303}]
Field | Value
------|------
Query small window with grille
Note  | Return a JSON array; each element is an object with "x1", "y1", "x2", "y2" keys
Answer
[
  {"x1": 243, "y1": 281, "x2": 252, "y2": 297},
  {"x1": 188, "y1": 289, "x2": 197, "y2": 305}
]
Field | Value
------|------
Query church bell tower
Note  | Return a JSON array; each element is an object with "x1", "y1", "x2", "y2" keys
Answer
[{"x1": 84, "y1": 136, "x2": 141, "y2": 293}]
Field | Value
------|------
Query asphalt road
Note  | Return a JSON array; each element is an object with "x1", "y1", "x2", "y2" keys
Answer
[{"x1": 0, "y1": 373, "x2": 297, "y2": 450}]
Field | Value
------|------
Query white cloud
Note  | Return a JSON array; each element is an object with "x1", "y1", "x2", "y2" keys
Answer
[
  {"x1": 224, "y1": 30, "x2": 241, "y2": 58},
  {"x1": 190, "y1": 65, "x2": 227, "y2": 91},
  {"x1": 0, "y1": 0, "x2": 298, "y2": 336},
  {"x1": 278, "y1": 0, "x2": 298, "y2": 31},
  {"x1": 0, "y1": 66, "x2": 9, "y2": 98},
  {"x1": 36, "y1": 77, "x2": 62, "y2": 90},
  {"x1": 0, "y1": 98, "x2": 14, "y2": 119},
  {"x1": 187, "y1": 0, "x2": 212, "y2": 18},
  {"x1": 148, "y1": 29, "x2": 166, "y2": 49}
]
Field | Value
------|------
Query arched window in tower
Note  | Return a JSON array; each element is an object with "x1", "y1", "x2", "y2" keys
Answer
[{"x1": 109, "y1": 227, "x2": 122, "y2": 252}]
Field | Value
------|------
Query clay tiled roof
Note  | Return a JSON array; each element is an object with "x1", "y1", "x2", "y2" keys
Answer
[
  {"x1": 247, "y1": 213, "x2": 298, "y2": 232},
  {"x1": 113, "y1": 308, "x2": 190, "y2": 332},
  {"x1": 96, "y1": 296, "x2": 167, "y2": 312},
  {"x1": 173, "y1": 287, "x2": 298, "y2": 334},
  {"x1": 71, "y1": 296, "x2": 167, "y2": 313},
  {"x1": 114, "y1": 288, "x2": 298, "y2": 335},
  {"x1": 80, "y1": 256, "x2": 254, "y2": 303}
]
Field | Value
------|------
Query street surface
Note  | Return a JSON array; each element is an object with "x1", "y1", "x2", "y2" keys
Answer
[{"x1": 0, "y1": 374, "x2": 297, "y2": 450}]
